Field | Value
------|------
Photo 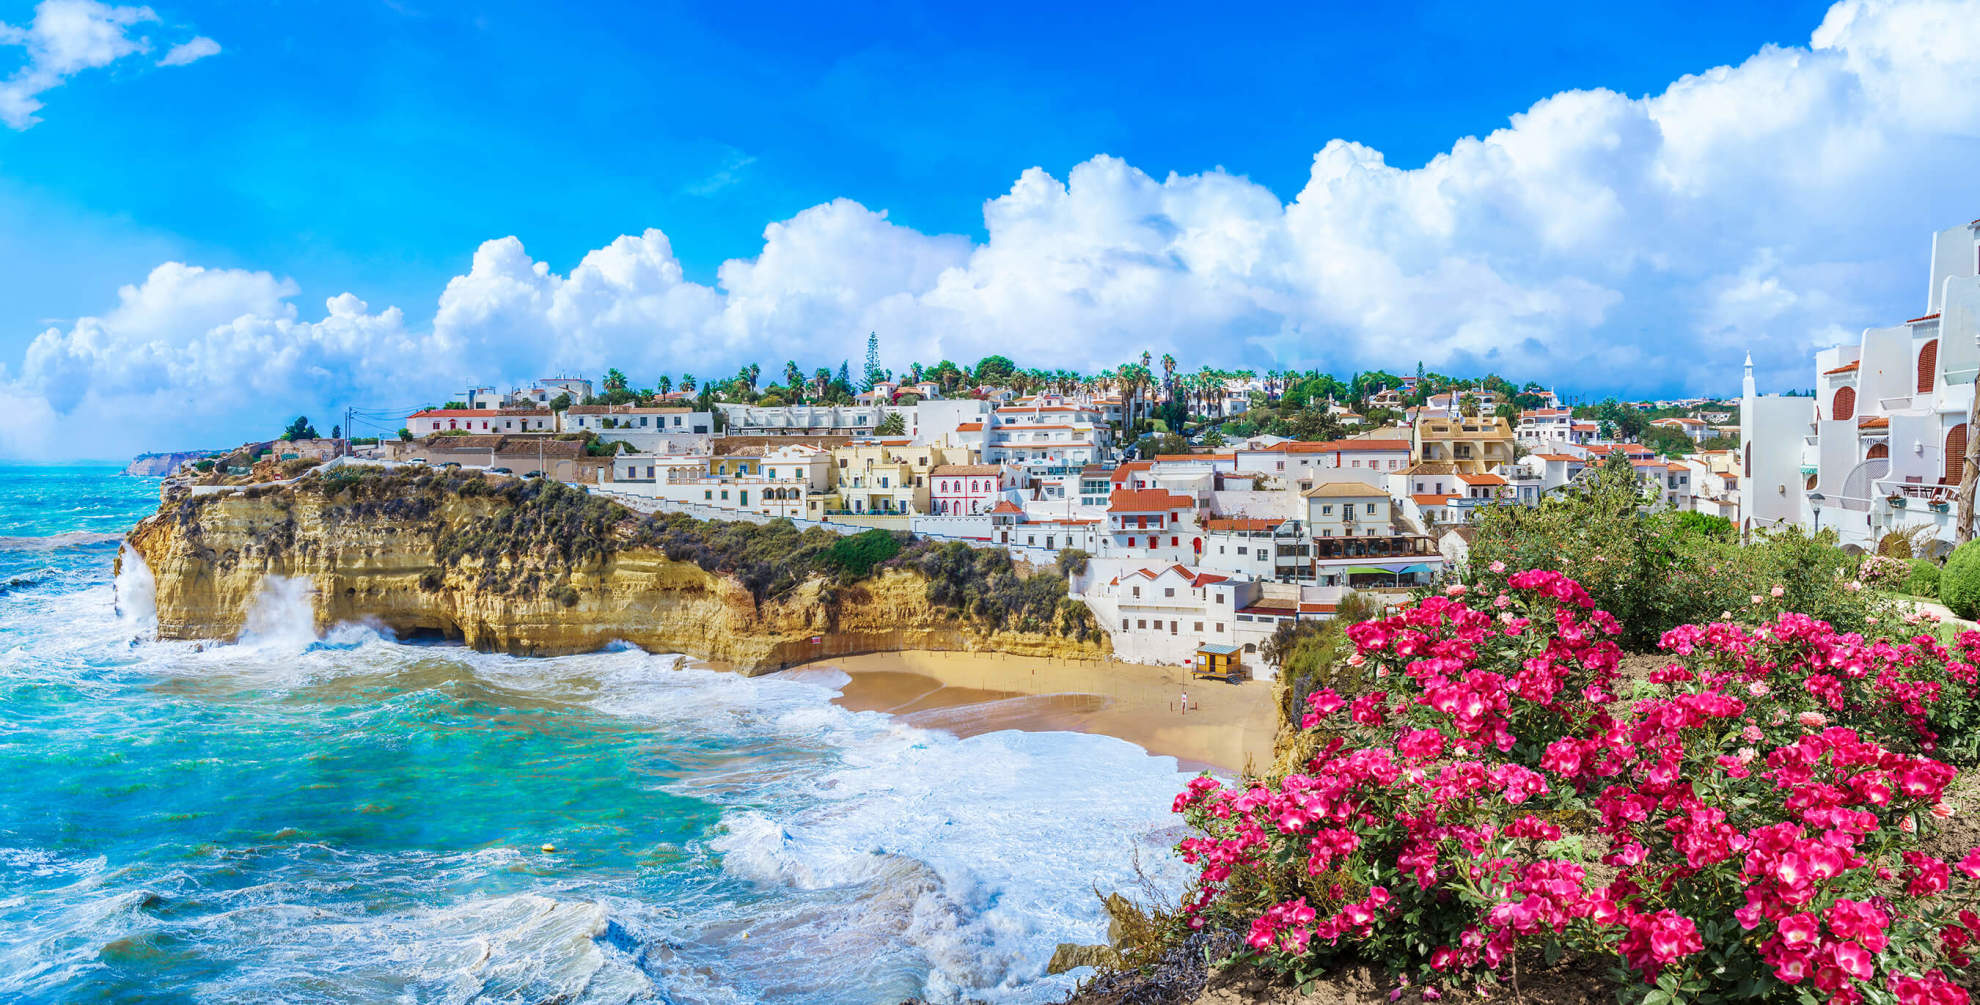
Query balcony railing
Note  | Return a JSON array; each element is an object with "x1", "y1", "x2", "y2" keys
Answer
[{"x1": 1312, "y1": 535, "x2": 1434, "y2": 560}]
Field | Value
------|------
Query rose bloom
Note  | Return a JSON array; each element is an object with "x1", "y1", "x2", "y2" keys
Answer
[
  {"x1": 1771, "y1": 585, "x2": 1785, "y2": 597},
  {"x1": 1933, "y1": 802, "x2": 1955, "y2": 820},
  {"x1": 1488, "y1": 560, "x2": 1506, "y2": 574},
  {"x1": 1445, "y1": 584, "x2": 1468, "y2": 596},
  {"x1": 1747, "y1": 682, "x2": 1772, "y2": 698},
  {"x1": 1846, "y1": 580, "x2": 1863, "y2": 592},
  {"x1": 1797, "y1": 711, "x2": 1828, "y2": 729}
]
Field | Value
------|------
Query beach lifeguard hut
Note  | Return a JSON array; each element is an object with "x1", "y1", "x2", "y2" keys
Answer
[{"x1": 1192, "y1": 643, "x2": 1243, "y2": 682}]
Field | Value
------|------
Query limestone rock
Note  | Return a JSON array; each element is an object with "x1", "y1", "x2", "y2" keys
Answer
[{"x1": 122, "y1": 483, "x2": 1110, "y2": 672}]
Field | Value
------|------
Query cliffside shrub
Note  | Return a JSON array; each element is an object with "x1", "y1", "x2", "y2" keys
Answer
[
  {"x1": 819, "y1": 529, "x2": 902, "y2": 580},
  {"x1": 1173, "y1": 572, "x2": 1980, "y2": 1003},
  {"x1": 1467, "y1": 451, "x2": 1892, "y2": 649},
  {"x1": 1943, "y1": 542, "x2": 1980, "y2": 621}
]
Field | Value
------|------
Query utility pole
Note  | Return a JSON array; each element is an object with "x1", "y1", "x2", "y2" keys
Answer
[{"x1": 1959, "y1": 371, "x2": 1980, "y2": 544}]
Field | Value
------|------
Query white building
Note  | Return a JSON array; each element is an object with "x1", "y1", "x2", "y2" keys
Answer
[
  {"x1": 717, "y1": 402, "x2": 911, "y2": 438},
  {"x1": 1754, "y1": 219, "x2": 1980, "y2": 552},
  {"x1": 406, "y1": 408, "x2": 555, "y2": 436}
]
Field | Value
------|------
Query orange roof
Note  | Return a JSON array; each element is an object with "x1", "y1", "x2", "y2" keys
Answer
[
  {"x1": 1823, "y1": 360, "x2": 1860, "y2": 375},
  {"x1": 1108, "y1": 488, "x2": 1193, "y2": 512},
  {"x1": 1298, "y1": 602, "x2": 1338, "y2": 614},
  {"x1": 1534, "y1": 453, "x2": 1583, "y2": 462},
  {"x1": 1907, "y1": 313, "x2": 1942, "y2": 324},
  {"x1": 1457, "y1": 472, "x2": 1506, "y2": 485},
  {"x1": 954, "y1": 422, "x2": 984, "y2": 432},
  {"x1": 1858, "y1": 416, "x2": 1890, "y2": 429},
  {"x1": 1204, "y1": 517, "x2": 1281, "y2": 531},
  {"x1": 1153, "y1": 453, "x2": 1236, "y2": 462},
  {"x1": 1571, "y1": 422, "x2": 1598, "y2": 431},
  {"x1": 1238, "y1": 603, "x2": 1298, "y2": 617},
  {"x1": 1413, "y1": 493, "x2": 1455, "y2": 505},
  {"x1": 987, "y1": 500, "x2": 1024, "y2": 515},
  {"x1": 409, "y1": 408, "x2": 506, "y2": 417},
  {"x1": 1110, "y1": 461, "x2": 1153, "y2": 483}
]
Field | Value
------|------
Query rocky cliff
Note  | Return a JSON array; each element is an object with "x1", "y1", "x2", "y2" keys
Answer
[
  {"x1": 122, "y1": 450, "x2": 219, "y2": 477},
  {"x1": 122, "y1": 471, "x2": 1107, "y2": 672}
]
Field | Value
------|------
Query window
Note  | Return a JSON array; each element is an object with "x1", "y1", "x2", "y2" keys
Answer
[
  {"x1": 1237, "y1": 546, "x2": 1247, "y2": 555},
  {"x1": 1194, "y1": 621, "x2": 1204, "y2": 632},
  {"x1": 1136, "y1": 619, "x2": 1147, "y2": 629},
  {"x1": 1366, "y1": 503, "x2": 1376, "y2": 515},
  {"x1": 1164, "y1": 587, "x2": 1175, "y2": 597},
  {"x1": 1215, "y1": 623, "x2": 1225, "y2": 632},
  {"x1": 1132, "y1": 586, "x2": 1141, "y2": 597}
]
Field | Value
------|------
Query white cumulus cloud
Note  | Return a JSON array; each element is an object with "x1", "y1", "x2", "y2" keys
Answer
[
  {"x1": 156, "y1": 34, "x2": 216, "y2": 67},
  {"x1": 0, "y1": 0, "x2": 215, "y2": 128},
  {"x1": 4, "y1": 0, "x2": 1980, "y2": 458}
]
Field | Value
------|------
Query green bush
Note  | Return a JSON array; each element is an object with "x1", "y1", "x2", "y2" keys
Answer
[
  {"x1": 1467, "y1": 452, "x2": 1891, "y2": 649},
  {"x1": 1056, "y1": 548, "x2": 1091, "y2": 577},
  {"x1": 1941, "y1": 541, "x2": 1980, "y2": 619},
  {"x1": 1904, "y1": 559, "x2": 1942, "y2": 599},
  {"x1": 818, "y1": 529, "x2": 902, "y2": 580}
]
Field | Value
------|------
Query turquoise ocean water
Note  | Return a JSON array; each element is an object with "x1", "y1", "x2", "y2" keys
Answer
[{"x1": 0, "y1": 466, "x2": 1190, "y2": 1004}]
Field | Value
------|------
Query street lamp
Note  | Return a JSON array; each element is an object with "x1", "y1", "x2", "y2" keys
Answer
[{"x1": 1808, "y1": 491, "x2": 1824, "y2": 533}]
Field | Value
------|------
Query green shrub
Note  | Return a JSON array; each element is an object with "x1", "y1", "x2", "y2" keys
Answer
[
  {"x1": 1056, "y1": 548, "x2": 1091, "y2": 577},
  {"x1": 1941, "y1": 541, "x2": 1980, "y2": 619},
  {"x1": 1467, "y1": 452, "x2": 1891, "y2": 649},
  {"x1": 1904, "y1": 558, "x2": 1942, "y2": 599},
  {"x1": 819, "y1": 529, "x2": 902, "y2": 580}
]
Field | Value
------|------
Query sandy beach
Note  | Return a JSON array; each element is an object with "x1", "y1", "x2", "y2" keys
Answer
[{"x1": 776, "y1": 651, "x2": 1281, "y2": 775}]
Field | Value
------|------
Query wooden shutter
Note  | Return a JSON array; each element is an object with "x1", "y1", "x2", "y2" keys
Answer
[
  {"x1": 1919, "y1": 340, "x2": 1939, "y2": 394},
  {"x1": 1833, "y1": 386, "x2": 1856, "y2": 422},
  {"x1": 1867, "y1": 442, "x2": 1888, "y2": 459},
  {"x1": 1947, "y1": 424, "x2": 1968, "y2": 486}
]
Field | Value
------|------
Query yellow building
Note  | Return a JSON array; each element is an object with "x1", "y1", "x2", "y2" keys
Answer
[
  {"x1": 1413, "y1": 416, "x2": 1516, "y2": 473},
  {"x1": 809, "y1": 440, "x2": 979, "y2": 518}
]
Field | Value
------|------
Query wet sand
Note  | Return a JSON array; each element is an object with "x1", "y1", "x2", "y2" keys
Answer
[{"x1": 777, "y1": 651, "x2": 1281, "y2": 776}]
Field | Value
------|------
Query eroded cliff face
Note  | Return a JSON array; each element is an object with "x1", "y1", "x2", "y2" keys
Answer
[{"x1": 123, "y1": 485, "x2": 1108, "y2": 672}]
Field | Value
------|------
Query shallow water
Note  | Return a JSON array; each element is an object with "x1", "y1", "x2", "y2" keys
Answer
[{"x1": 0, "y1": 466, "x2": 1193, "y2": 1003}]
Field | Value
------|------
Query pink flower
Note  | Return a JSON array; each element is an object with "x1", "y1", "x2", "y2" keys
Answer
[
  {"x1": 1797, "y1": 711, "x2": 1828, "y2": 730},
  {"x1": 1959, "y1": 847, "x2": 1980, "y2": 879},
  {"x1": 1488, "y1": 560, "x2": 1506, "y2": 574},
  {"x1": 1771, "y1": 585, "x2": 1785, "y2": 597},
  {"x1": 1751, "y1": 595, "x2": 1765, "y2": 605}
]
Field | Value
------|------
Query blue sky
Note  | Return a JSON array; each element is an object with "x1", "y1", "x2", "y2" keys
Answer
[
  {"x1": 1, "y1": 0, "x2": 1832, "y2": 336},
  {"x1": 2, "y1": 0, "x2": 1977, "y2": 456}
]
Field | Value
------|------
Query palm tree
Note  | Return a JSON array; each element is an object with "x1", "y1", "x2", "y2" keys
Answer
[
  {"x1": 812, "y1": 368, "x2": 832, "y2": 401},
  {"x1": 1160, "y1": 353, "x2": 1177, "y2": 401},
  {"x1": 747, "y1": 362, "x2": 761, "y2": 393},
  {"x1": 655, "y1": 375, "x2": 672, "y2": 396},
  {"x1": 784, "y1": 361, "x2": 804, "y2": 401},
  {"x1": 603, "y1": 368, "x2": 629, "y2": 392},
  {"x1": 681, "y1": 373, "x2": 696, "y2": 393}
]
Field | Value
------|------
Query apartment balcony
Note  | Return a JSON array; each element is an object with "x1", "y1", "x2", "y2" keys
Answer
[{"x1": 1874, "y1": 478, "x2": 1956, "y2": 506}]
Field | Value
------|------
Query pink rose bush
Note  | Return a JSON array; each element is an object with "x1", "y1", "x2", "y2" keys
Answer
[{"x1": 1173, "y1": 569, "x2": 1980, "y2": 1001}]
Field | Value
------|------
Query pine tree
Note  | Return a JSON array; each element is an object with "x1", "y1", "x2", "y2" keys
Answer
[{"x1": 863, "y1": 332, "x2": 882, "y2": 391}]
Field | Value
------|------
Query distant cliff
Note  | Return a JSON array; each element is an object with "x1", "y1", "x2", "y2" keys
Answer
[
  {"x1": 122, "y1": 450, "x2": 218, "y2": 477},
  {"x1": 121, "y1": 468, "x2": 1107, "y2": 671}
]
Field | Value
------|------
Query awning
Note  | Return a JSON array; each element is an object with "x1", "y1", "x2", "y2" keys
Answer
[{"x1": 1196, "y1": 643, "x2": 1240, "y2": 655}]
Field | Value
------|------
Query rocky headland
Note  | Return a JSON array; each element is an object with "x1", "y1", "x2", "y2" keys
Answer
[{"x1": 121, "y1": 466, "x2": 1107, "y2": 671}]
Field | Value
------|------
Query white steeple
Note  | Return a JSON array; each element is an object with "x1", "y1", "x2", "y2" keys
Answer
[{"x1": 1742, "y1": 352, "x2": 1756, "y2": 400}]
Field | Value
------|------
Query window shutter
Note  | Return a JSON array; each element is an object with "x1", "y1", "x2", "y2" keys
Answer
[{"x1": 1918, "y1": 340, "x2": 1939, "y2": 394}]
